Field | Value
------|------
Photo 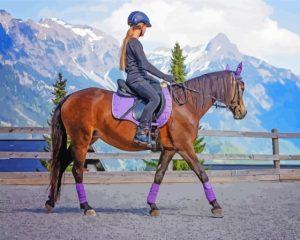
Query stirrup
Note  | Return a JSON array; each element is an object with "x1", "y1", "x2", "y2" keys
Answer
[{"x1": 134, "y1": 133, "x2": 157, "y2": 149}]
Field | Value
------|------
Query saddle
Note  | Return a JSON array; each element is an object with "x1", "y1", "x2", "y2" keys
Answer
[
  {"x1": 112, "y1": 79, "x2": 172, "y2": 150},
  {"x1": 116, "y1": 79, "x2": 167, "y2": 121}
]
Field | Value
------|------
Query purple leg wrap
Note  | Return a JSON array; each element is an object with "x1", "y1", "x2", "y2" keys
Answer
[
  {"x1": 76, "y1": 183, "x2": 87, "y2": 204},
  {"x1": 203, "y1": 182, "x2": 216, "y2": 202},
  {"x1": 48, "y1": 188, "x2": 53, "y2": 199},
  {"x1": 147, "y1": 183, "x2": 160, "y2": 204}
]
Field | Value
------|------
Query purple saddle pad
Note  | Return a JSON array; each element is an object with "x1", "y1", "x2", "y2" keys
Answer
[{"x1": 112, "y1": 86, "x2": 172, "y2": 128}]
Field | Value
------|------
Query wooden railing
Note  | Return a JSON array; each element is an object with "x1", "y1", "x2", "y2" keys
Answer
[{"x1": 1, "y1": 127, "x2": 300, "y2": 170}]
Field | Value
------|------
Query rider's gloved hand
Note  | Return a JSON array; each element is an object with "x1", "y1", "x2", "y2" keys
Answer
[{"x1": 163, "y1": 74, "x2": 175, "y2": 83}]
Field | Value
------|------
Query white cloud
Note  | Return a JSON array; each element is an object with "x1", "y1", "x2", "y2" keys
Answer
[
  {"x1": 96, "y1": 0, "x2": 300, "y2": 74},
  {"x1": 38, "y1": 7, "x2": 55, "y2": 19},
  {"x1": 38, "y1": 3, "x2": 110, "y2": 26},
  {"x1": 248, "y1": 83, "x2": 272, "y2": 110},
  {"x1": 38, "y1": 3, "x2": 109, "y2": 17}
]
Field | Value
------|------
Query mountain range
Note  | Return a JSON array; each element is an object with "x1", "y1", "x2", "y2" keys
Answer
[
  {"x1": 1, "y1": 10, "x2": 300, "y2": 158},
  {"x1": 0, "y1": 10, "x2": 121, "y2": 126}
]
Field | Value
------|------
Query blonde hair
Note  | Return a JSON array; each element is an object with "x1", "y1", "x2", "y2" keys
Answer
[{"x1": 119, "y1": 24, "x2": 143, "y2": 70}]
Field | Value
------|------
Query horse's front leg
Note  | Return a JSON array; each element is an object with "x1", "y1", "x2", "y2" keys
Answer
[
  {"x1": 147, "y1": 149, "x2": 176, "y2": 216},
  {"x1": 178, "y1": 146, "x2": 223, "y2": 218}
]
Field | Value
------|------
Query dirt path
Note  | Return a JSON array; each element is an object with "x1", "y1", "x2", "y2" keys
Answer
[{"x1": 0, "y1": 182, "x2": 299, "y2": 240}]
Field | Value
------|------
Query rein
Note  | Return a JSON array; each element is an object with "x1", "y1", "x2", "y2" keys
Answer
[
  {"x1": 209, "y1": 95, "x2": 231, "y2": 109},
  {"x1": 169, "y1": 82, "x2": 189, "y2": 105}
]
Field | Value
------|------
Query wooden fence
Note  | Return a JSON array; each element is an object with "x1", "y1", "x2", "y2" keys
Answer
[
  {"x1": 1, "y1": 127, "x2": 300, "y2": 169},
  {"x1": 1, "y1": 127, "x2": 300, "y2": 184}
]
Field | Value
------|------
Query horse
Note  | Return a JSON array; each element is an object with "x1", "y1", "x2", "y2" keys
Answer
[{"x1": 45, "y1": 63, "x2": 247, "y2": 217}]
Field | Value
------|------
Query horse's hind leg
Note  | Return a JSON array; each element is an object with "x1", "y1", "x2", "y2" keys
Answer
[
  {"x1": 45, "y1": 146, "x2": 73, "y2": 212},
  {"x1": 147, "y1": 149, "x2": 175, "y2": 216},
  {"x1": 178, "y1": 146, "x2": 223, "y2": 218},
  {"x1": 71, "y1": 136, "x2": 96, "y2": 216}
]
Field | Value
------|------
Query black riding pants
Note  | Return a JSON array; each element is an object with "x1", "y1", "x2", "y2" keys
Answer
[{"x1": 127, "y1": 77, "x2": 161, "y2": 128}]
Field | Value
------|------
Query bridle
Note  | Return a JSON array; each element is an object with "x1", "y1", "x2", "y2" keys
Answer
[
  {"x1": 226, "y1": 77, "x2": 244, "y2": 110},
  {"x1": 169, "y1": 74, "x2": 244, "y2": 110}
]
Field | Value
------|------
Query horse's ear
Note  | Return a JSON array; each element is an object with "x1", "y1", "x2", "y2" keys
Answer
[
  {"x1": 225, "y1": 64, "x2": 230, "y2": 71},
  {"x1": 235, "y1": 62, "x2": 243, "y2": 76}
]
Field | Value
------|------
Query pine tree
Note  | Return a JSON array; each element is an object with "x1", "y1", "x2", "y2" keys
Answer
[
  {"x1": 170, "y1": 42, "x2": 205, "y2": 169},
  {"x1": 41, "y1": 73, "x2": 68, "y2": 169},
  {"x1": 50, "y1": 73, "x2": 67, "y2": 118},
  {"x1": 170, "y1": 42, "x2": 187, "y2": 83}
]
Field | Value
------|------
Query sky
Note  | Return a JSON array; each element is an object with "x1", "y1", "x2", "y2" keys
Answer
[{"x1": 1, "y1": 0, "x2": 300, "y2": 74}]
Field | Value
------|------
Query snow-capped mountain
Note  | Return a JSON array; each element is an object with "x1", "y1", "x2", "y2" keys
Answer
[
  {"x1": 0, "y1": 10, "x2": 122, "y2": 126},
  {"x1": 1, "y1": 10, "x2": 300, "y2": 156}
]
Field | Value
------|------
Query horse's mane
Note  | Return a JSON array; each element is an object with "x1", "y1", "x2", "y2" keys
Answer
[{"x1": 170, "y1": 71, "x2": 235, "y2": 109}]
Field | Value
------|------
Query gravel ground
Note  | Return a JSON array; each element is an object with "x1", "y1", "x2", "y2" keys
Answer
[{"x1": 0, "y1": 182, "x2": 299, "y2": 240}]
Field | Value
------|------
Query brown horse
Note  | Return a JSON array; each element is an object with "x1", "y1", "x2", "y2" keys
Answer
[{"x1": 45, "y1": 66, "x2": 246, "y2": 217}]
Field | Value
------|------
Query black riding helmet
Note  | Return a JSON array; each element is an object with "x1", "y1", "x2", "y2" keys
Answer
[{"x1": 127, "y1": 11, "x2": 152, "y2": 27}]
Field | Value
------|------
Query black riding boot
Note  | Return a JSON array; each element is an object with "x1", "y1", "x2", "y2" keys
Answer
[{"x1": 134, "y1": 124, "x2": 149, "y2": 145}]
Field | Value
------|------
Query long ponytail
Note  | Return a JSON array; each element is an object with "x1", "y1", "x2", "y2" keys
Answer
[
  {"x1": 120, "y1": 27, "x2": 134, "y2": 70},
  {"x1": 119, "y1": 24, "x2": 143, "y2": 70}
]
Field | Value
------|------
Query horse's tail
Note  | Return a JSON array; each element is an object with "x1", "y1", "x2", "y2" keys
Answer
[{"x1": 49, "y1": 95, "x2": 71, "y2": 202}]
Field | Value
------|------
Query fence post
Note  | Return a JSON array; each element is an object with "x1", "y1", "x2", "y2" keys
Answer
[{"x1": 272, "y1": 128, "x2": 280, "y2": 170}]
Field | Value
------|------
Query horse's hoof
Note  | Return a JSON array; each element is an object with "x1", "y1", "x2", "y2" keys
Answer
[
  {"x1": 45, "y1": 203, "x2": 53, "y2": 213},
  {"x1": 149, "y1": 209, "x2": 160, "y2": 217},
  {"x1": 211, "y1": 207, "x2": 223, "y2": 218},
  {"x1": 84, "y1": 209, "x2": 97, "y2": 216}
]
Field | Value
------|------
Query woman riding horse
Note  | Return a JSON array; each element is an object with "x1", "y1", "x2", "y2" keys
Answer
[{"x1": 120, "y1": 11, "x2": 174, "y2": 145}]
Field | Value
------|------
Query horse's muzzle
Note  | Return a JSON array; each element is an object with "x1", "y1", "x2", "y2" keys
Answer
[{"x1": 234, "y1": 110, "x2": 247, "y2": 120}]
